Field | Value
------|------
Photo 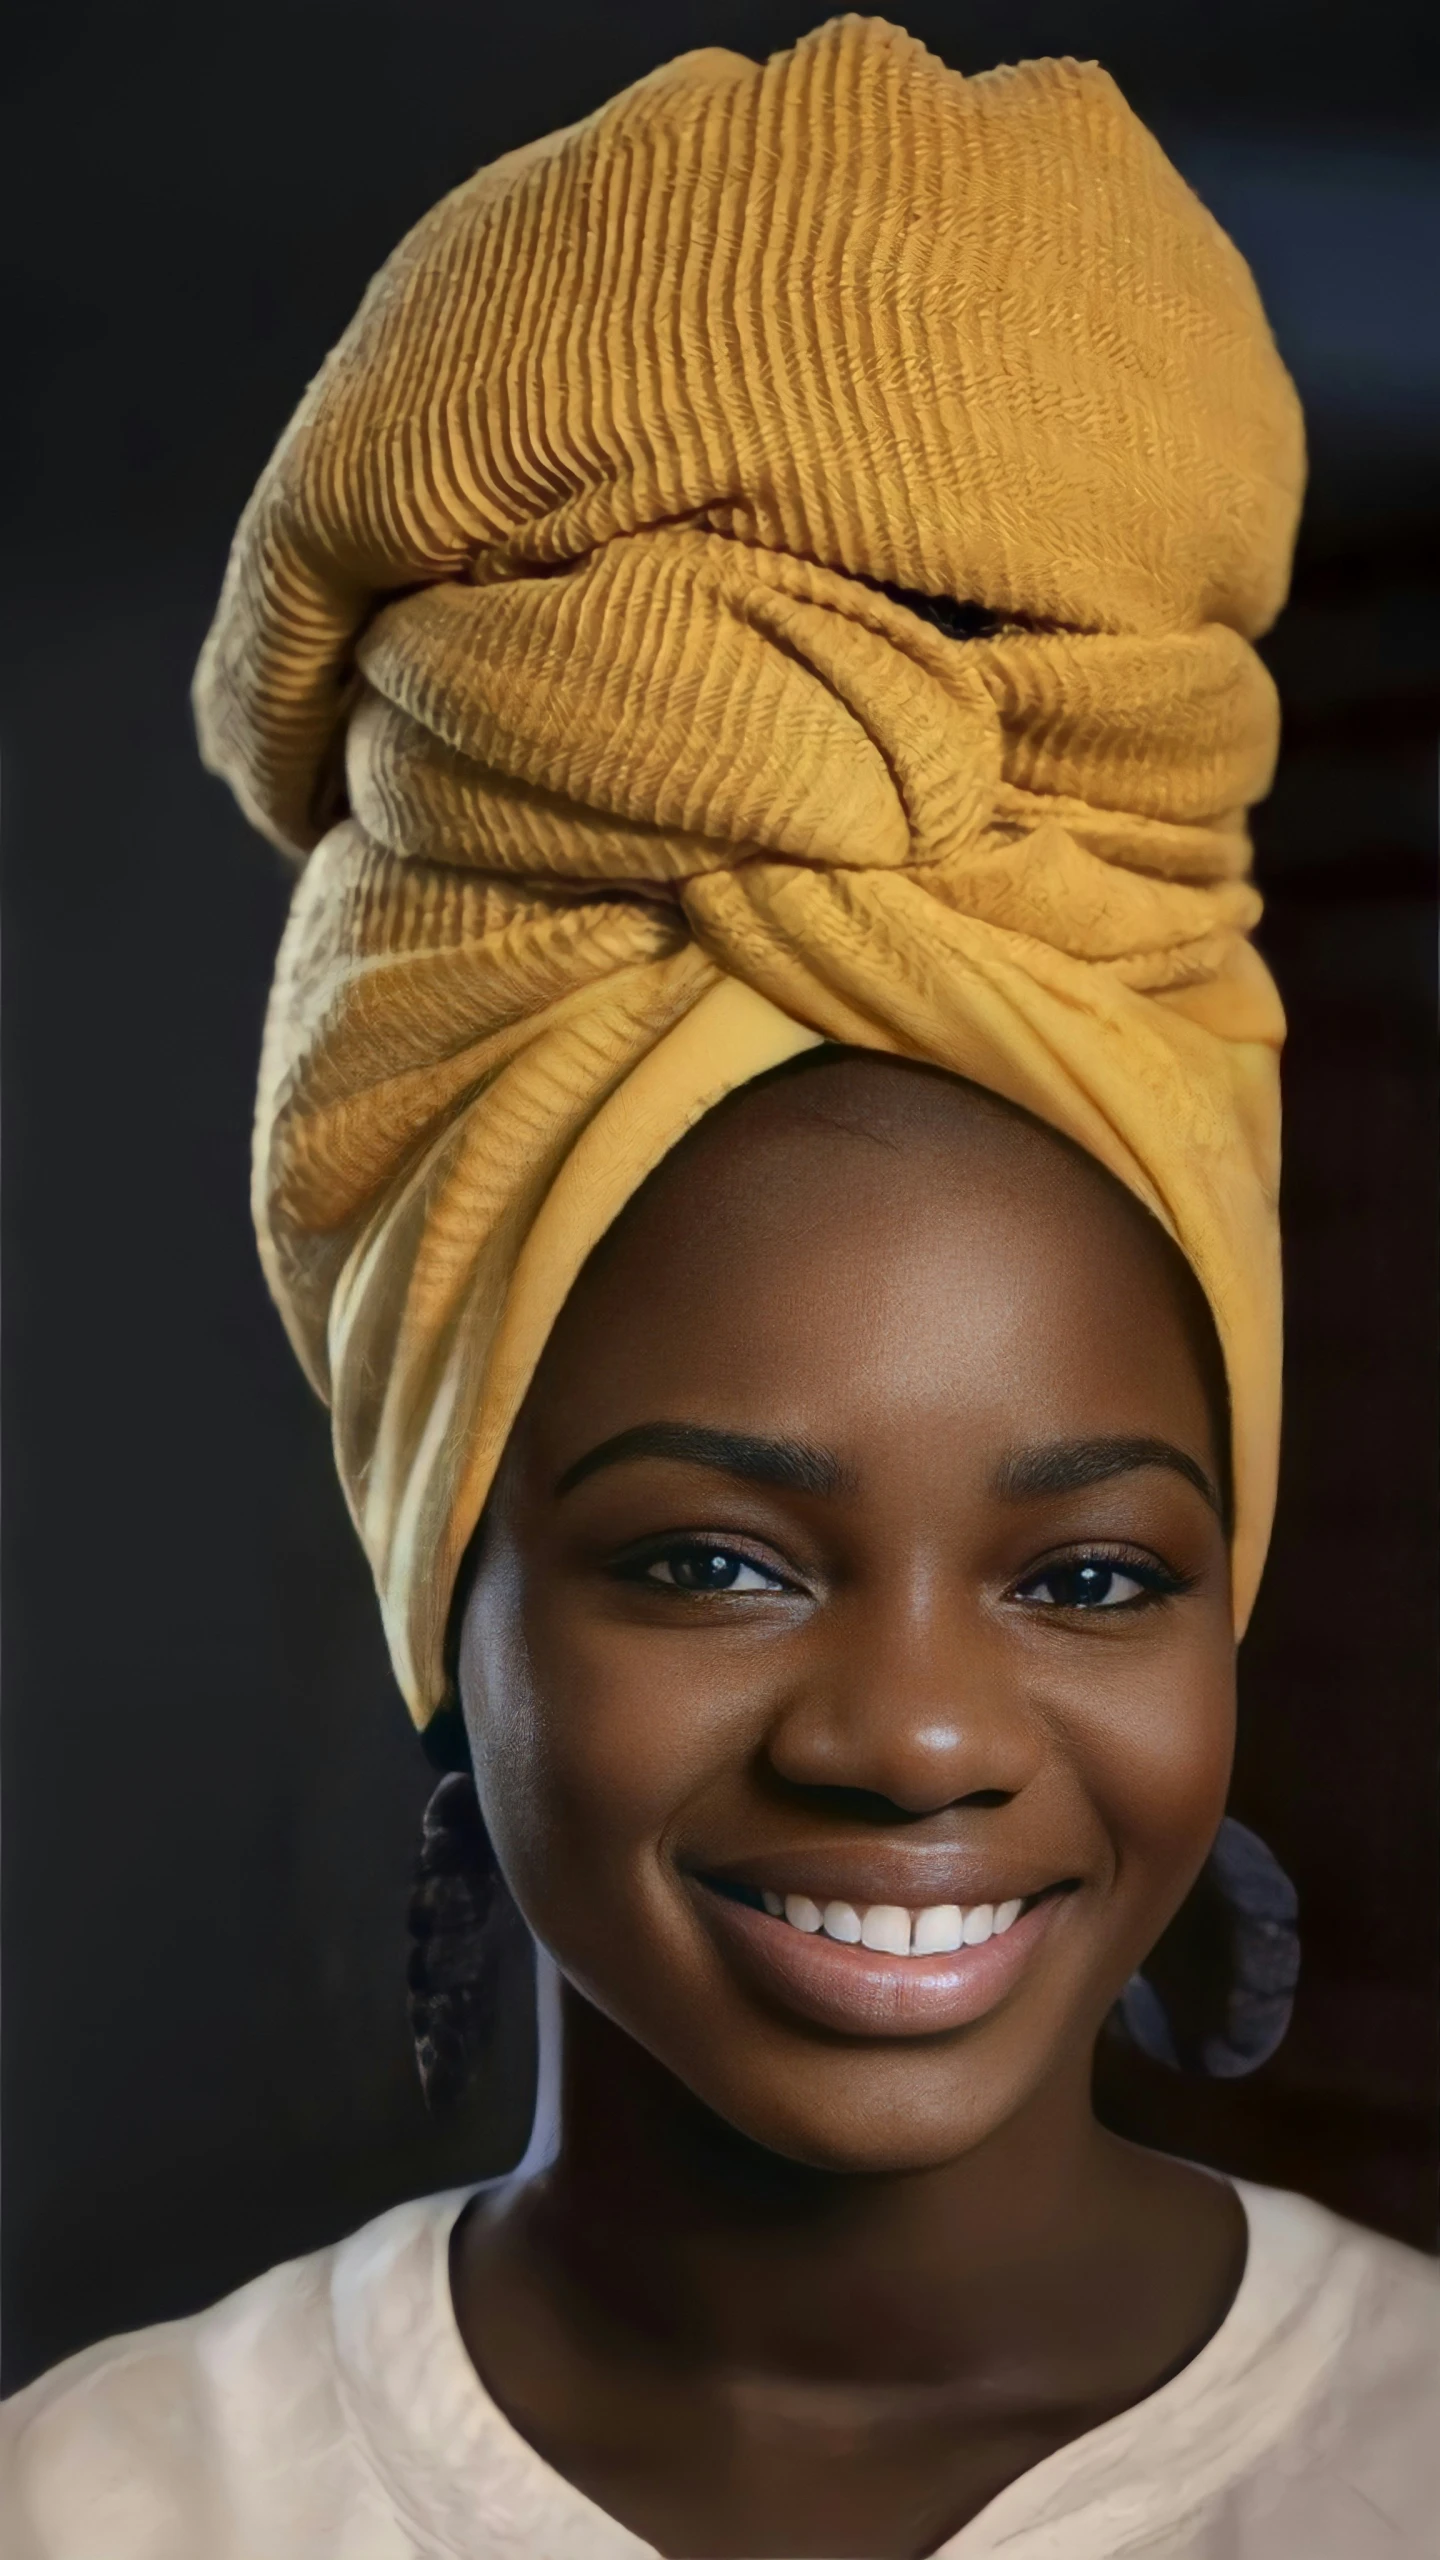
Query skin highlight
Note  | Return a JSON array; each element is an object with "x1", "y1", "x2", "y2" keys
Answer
[{"x1": 451, "y1": 1053, "x2": 1246, "y2": 2558}]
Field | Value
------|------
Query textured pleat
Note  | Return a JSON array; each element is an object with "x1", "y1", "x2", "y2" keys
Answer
[{"x1": 197, "y1": 17, "x2": 1304, "y2": 1719}]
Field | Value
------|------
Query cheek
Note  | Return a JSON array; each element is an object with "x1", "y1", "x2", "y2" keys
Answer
[
  {"x1": 461, "y1": 1568, "x2": 738, "y2": 1929},
  {"x1": 1070, "y1": 1637, "x2": 1236, "y2": 1921}
]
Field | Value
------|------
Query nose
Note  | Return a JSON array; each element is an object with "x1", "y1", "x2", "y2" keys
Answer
[{"x1": 762, "y1": 1574, "x2": 1045, "y2": 1815}]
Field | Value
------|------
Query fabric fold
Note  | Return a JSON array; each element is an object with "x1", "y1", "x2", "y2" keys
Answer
[{"x1": 196, "y1": 15, "x2": 1304, "y2": 1719}]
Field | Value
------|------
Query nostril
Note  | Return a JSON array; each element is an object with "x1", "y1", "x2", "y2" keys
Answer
[
  {"x1": 772, "y1": 1782, "x2": 941, "y2": 1825},
  {"x1": 772, "y1": 1781, "x2": 1017, "y2": 1823},
  {"x1": 846, "y1": 1786, "x2": 918, "y2": 1825}
]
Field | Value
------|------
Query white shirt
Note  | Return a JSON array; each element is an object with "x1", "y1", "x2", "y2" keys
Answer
[{"x1": 2, "y1": 2178, "x2": 1437, "y2": 2557}]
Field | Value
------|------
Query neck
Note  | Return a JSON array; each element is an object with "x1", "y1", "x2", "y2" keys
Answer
[{"x1": 512, "y1": 1985, "x2": 1138, "y2": 2385}]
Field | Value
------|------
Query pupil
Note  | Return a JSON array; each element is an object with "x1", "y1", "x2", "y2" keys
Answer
[
  {"x1": 1066, "y1": 1563, "x2": 1110, "y2": 1605},
  {"x1": 679, "y1": 1548, "x2": 736, "y2": 1589}
]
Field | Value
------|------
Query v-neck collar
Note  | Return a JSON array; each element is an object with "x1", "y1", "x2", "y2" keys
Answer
[{"x1": 332, "y1": 2178, "x2": 1355, "y2": 2560}]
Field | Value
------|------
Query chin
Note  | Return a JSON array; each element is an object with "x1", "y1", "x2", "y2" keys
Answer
[{"x1": 670, "y1": 2041, "x2": 1045, "y2": 2179}]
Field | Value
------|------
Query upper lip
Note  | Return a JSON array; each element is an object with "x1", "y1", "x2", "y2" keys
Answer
[{"x1": 693, "y1": 1849, "x2": 1078, "y2": 1911}]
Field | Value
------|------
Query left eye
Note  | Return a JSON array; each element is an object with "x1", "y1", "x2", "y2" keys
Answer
[
  {"x1": 1017, "y1": 1560, "x2": 1150, "y2": 1609},
  {"x1": 643, "y1": 1544, "x2": 785, "y2": 1594}
]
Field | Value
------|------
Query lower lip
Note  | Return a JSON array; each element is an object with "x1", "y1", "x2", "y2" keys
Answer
[{"x1": 696, "y1": 1887, "x2": 1065, "y2": 2038}]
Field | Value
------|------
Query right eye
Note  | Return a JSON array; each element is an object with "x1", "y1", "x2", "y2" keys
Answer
[{"x1": 637, "y1": 1542, "x2": 789, "y2": 1595}]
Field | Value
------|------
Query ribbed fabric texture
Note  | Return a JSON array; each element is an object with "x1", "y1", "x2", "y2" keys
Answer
[{"x1": 194, "y1": 16, "x2": 1304, "y2": 1721}]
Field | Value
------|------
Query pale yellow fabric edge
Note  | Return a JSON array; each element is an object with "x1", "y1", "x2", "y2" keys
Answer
[{"x1": 393, "y1": 982, "x2": 823, "y2": 1719}]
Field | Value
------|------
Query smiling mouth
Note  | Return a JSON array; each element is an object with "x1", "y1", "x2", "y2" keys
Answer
[{"x1": 695, "y1": 1875, "x2": 1079, "y2": 2038}]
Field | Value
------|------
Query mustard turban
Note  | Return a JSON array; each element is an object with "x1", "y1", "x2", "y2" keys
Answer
[{"x1": 195, "y1": 16, "x2": 1304, "y2": 1724}]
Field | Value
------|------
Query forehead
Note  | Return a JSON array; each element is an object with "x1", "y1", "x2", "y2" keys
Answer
[{"x1": 519, "y1": 1059, "x2": 1221, "y2": 1473}]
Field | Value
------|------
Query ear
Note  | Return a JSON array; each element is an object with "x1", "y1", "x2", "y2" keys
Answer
[
  {"x1": 436, "y1": 1513, "x2": 492, "y2": 1756},
  {"x1": 420, "y1": 1699, "x2": 474, "y2": 1774}
]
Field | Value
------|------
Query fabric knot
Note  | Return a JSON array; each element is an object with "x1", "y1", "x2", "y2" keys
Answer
[{"x1": 345, "y1": 522, "x2": 1277, "y2": 1000}]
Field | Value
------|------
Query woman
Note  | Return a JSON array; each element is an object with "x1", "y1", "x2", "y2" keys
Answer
[{"x1": 3, "y1": 18, "x2": 1435, "y2": 2556}]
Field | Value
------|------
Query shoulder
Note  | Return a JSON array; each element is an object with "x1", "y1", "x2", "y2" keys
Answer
[
  {"x1": 1227, "y1": 2180, "x2": 1440, "y2": 2545},
  {"x1": 1236, "y1": 2174, "x2": 1440, "y2": 2338},
  {"x1": 0, "y1": 2191, "x2": 474, "y2": 2560}
]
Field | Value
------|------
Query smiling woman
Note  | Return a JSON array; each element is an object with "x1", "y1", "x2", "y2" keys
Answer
[
  {"x1": 423, "y1": 1060, "x2": 1260, "y2": 2547},
  {"x1": 3, "y1": 17, "x2": 1436, "y2": 2560}
]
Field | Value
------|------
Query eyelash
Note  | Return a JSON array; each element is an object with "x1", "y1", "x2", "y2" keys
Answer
[
  {"x1": 615, "y1": 1539, "x2": 793, "y2": 1598},
  {"x1": 614, "y1": 1540, "x2": 1194, "y2": 1612},
  {"x1": 1011, "y1": 1551, "x2": 1195, "y2": 1613}
]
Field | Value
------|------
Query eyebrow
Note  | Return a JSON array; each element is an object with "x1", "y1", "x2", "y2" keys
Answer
[
  {"x1": 554, "y1": 1423, "x2": 1223, "y2": 1522},
  {"x1": 554, "y1": 1422, "x2": 851, "y2": 1502},
  {"x1": 991, "y1": 1436, "x2": 1224, "y2": 1520}
]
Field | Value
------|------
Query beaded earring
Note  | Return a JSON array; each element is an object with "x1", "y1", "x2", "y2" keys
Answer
[
  {"x1": 406, "y1": 1702, "x2": 515, "y2": 2108},
  {"x1": 1113, "y1": 1815, "x2": 1300, "y2": 2079}
]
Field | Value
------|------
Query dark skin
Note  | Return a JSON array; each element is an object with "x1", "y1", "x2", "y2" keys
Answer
[{"x1": 452, "y1": 1054, "x2": 1247, "y2": 2559}]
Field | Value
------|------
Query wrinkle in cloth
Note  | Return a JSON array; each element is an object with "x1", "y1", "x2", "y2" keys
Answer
[{"x1": 194, "y1": 16, "x2": 1305, "y2": 1721}]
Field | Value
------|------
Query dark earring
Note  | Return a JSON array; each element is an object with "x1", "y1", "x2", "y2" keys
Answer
[
  {"x1": 1113, "y1": 1815, "x2": 1300, "y2": 2079},
  {"x1": 406, "y1": 1756, "x2": 514, "y2": 2109}
]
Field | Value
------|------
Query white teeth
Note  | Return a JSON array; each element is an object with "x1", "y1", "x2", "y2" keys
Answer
[
  {"x1": 758, "y1": 1890, "x2": 1029, "y2": 1953},
  {"x1": 911, "y1": 1902, "x2": 965, "y2": 1954},
  {"x1": 860, "y1": 1904, "x2": 912, "y2": 1955}
]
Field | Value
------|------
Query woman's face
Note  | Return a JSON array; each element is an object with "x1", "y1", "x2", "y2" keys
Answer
[{"x1": 457, "y1": 1060, "x2": 1236, "y2": 2173}]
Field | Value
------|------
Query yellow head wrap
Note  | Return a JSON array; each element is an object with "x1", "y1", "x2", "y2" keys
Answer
[{"x1": 195, "y1": 16, "x2": 1304, "y2": 1725}]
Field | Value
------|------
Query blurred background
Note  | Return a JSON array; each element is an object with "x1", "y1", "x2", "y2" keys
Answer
[{"x1": 2, "y1": 0, "x2": 1436, "y2": 2391}]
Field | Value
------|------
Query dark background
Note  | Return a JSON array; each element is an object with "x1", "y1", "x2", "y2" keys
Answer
[{"x1": 2, "y1": 2, "x2": 1436, "y2": 2393}]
